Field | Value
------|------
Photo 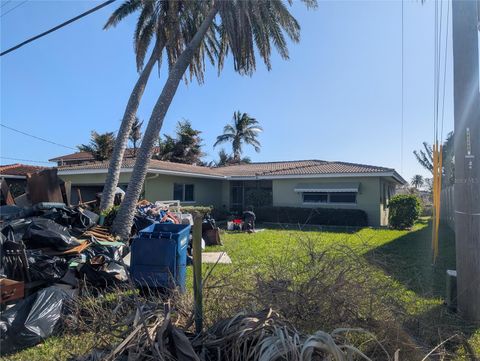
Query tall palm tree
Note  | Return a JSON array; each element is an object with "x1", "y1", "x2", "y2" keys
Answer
[
  {"x1": 112, "y1": 0, "x2": 317, "y2": 240},
  {"x1": 78, "y1": 131, "x2": 116, "y2": 161},
  {"x1": 214, "y1": 111, "x2": 262, "y2": 161},
  {"x1": 129, "y1": 117, "x2": 143, "y2": 156},
  {"x1": 100, "y1": 0, "x2": 219, "y2": 211},
  {"x1": 411, "y1": 174, "x2": 424, "y2": 190}
]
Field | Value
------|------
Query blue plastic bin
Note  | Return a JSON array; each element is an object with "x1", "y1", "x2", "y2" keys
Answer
[{"x1": 130, "y1": 223, "x2": 191, "y2": 292}]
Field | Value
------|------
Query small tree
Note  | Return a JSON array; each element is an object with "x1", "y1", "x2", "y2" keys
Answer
[
  {"x1": 388, "y1": 194, "x2": 422, "y2": 229},
  {"x1": 155, "y1": 120, "x2": 204, "y2": 164},
  {"x1": 78, "y1": 131, "x2": 116, "y2": 161}
]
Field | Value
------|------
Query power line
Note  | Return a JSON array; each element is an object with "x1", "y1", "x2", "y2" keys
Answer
[
  {"x1": 0, "y1": 124, "x2": 76, "y2": 150},
  {"x1": 1, "y1": 0, "x2": 27, "y2": 17},
  {"x1": 401, "y1": 0, "x2": 404, "y2": 175},
  {"x1": 0, "y1": 156, "x2": 53, "y2": 164},
  {"x1": 440, "y1": 0, "x2": 450, "y2": 140},
  {"x1": 0, "y1": 0, "x2": 116, "y2": 56},
  {"x1": 1, "y1": 1, "x2": 13, "y2": 10}
]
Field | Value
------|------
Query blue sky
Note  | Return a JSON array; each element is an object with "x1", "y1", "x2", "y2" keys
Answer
[{"x1": 1, "y1": 0, "x2": 453, "y2": 182}]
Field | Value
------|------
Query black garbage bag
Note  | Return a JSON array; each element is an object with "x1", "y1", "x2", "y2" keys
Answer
[
  {"x1": 1, "y1": 218, "x2": 33, "y2": 242},
  {"x1": 0, "y1": 286, "x2": 71, "y2": 355},
  {"x1": 40, "y1": 204, "x2": 99, "y2": 236},
  {"x1": 26, "y1": 250, "x2": 69, "y2": 283},
  {"x1": 22, "y1": 218, "x2": 80, "y2": 251},
  {"x1": 0, "y1": 205, "x2": 33, "y2": 222}
]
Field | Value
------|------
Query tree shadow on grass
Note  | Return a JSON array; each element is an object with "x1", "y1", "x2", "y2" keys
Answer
[
  {"x1": 365, "y1": 221, "x2": 480, "y2": 357},
  {"x1": 365, "y1": 220, "x2": 456, "y2": 298}
]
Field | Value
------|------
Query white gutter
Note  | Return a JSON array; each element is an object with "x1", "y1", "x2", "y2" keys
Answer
[
  {"x1": 147, "y1": 168, "x2": 226, "y2": 179},
  {"x1": 58, "y1": 167, "x2": 225, "y2": 180},
  {"x1": 58, "y1": 168, "x2": 134, "y2": 175},
  {"x1": 0, "y1": 175, "x2": 27, "y2": 179}
]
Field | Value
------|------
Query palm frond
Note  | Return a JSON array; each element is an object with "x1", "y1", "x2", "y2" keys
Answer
[{"x1": 104, "y1": 0, "x2": 142, "y2": 29}]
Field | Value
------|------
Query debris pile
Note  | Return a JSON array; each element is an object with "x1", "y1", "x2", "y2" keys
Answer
[
  {"x1": 0, "y1": 169, "x2": 222, "y2": 356},
  {"x1": 72, "y1": 307, "x2": 380, "y2": 361}
]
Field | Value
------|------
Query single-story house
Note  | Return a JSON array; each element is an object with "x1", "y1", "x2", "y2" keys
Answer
[{"x1": 57, "y1": 158, "x2": 406, "y2": 227}]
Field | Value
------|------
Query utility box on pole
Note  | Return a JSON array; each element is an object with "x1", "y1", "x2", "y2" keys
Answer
[{"x1": 451, "y1": 0, "x2": 480, "y2": 322}]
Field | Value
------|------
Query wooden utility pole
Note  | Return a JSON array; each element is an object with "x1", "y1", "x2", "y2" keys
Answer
[
  {"x1": 192, "y1": 214, "x2": 203, "y2": 333},
  {"x1": 451, "y1": 0, "x2": 480, "y2": 322}
]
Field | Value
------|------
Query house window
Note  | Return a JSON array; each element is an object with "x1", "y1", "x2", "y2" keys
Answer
[
  {"x1": 329, "y1": 192, "x2": 357, "y2": 203},
  {"x1": 303, "y1": 192, "x2": 356, "y2": 204},
  {"x1": 303, "y1": 193, "x2": 328, "y2": 203},
  {"x1": 173, "y1": 183, "x2": 194, "y2": 202}
]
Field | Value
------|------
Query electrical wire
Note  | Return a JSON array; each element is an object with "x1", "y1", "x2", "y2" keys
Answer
[
  {"x1": 0, "y1": 0, "x2": 27, "y2": 17},
  {"x1": 0, "y1": 124, "x2": 76, "y2": 150},
  {"x1": 440, "y1": 0, "x2": 450, "y2": 141},
  {"x1": 0, "y1": 156, "x2": 53, "y2": 164},
  {"x1": 1, "y1": 1, "x2": 12, "y2": 10},
  {"x1": 0, "y1": 0, "x2": 116, "y2": 56},
  {"x1": 401, "y1": 0, "x2": 404, "y2": 175}
]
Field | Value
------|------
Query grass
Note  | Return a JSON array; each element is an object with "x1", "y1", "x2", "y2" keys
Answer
[{"x1": 3, "y1": 219, "x2": 479, "y2": 360}]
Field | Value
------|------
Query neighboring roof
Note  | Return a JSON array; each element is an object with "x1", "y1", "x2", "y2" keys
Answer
[
  {"x1": 58, "y1": 159, "x2": 406, "y2": 184},
  {"x1": 0, "y1": 163, "x2": 46, "y2": 178},
  {"x1": 49, "y1": 148, "x2": 160, "y2": 162}
]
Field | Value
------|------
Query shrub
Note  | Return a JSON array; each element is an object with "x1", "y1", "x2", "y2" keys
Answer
[
  {"x1": 388, "y1": 194, "x2": 421, "y2": 229},
  {"x1": 254, "y1": 206, "x2": 368, "y2": 227}
]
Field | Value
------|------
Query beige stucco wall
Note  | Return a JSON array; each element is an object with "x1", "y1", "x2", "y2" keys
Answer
[
  {"x1": 144, "y1": 174, "x2": 224, "y2": 207},
  {"x1": 60, "y1": 171, "x2": 394, "y2": 226},
  {"x1": 59, "y1": 172, "x2": 224, "y2": 207},
  {"x1": 272, "y1": 177, "x2": 382, "y2": 227}
]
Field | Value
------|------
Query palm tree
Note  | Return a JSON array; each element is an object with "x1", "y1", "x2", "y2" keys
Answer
[
  {"x1": 156, "y1": 120, "x2": 204, "y2": 164},
  {"x1": 129, "y1": 117, "x2": 143, "y2": 156},
  {"x1": 99, "y1": 0, "x2": 219, "y2": 211},
  {"x1": 413, "y1": 132, "x2": 454, "y2": 186},
  {"x1": 411, "y1": 174, "x2": 424, "y2": 190},
  {"x1": 112, "y1": 0, "x2": 317, "y2": 240},
  {"x1": 78, "y1": 131, "x2": 116, "y2": 161},
  {"x1": 214, "y1": 111, "x2": 262, "y2": 162}
]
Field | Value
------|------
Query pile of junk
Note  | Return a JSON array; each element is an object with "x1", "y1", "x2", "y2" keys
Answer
[{"x1": 0, "y1": 169, "x2": 221, "y2": 355}]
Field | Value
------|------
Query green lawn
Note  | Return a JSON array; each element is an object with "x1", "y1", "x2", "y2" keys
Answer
[
  {"x1": 3, "y1": 220, "x2": 479, "y2": 360},
  {"x1": 201, "y1": 220, "x2": 479, "y2": 359}
]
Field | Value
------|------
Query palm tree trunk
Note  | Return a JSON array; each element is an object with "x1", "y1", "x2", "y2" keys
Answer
[
  {"x1": 99, "y1": 42, "x2": 161, "y2": 211},
  {"x1": 112, "y1": 5, "x2": 218, "y2": 240}
]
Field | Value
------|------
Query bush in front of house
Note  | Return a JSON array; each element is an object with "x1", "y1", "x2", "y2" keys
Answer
[
  {"x1": 254, "y1": 206, "x2": 368, "y2": 227},
  {"x1": 388, "y1": 194, "x2": 421, "y2": 229}
]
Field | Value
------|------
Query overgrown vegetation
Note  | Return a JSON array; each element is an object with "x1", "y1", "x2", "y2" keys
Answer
[
  {"x1": 4, "y1": 221, "x2": 479, "y2": 360},
  {"x1": 388, "y1": 194, "x2": 422, "y2": 229}
]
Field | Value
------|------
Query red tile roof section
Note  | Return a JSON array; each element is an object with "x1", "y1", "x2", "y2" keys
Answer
[
  {"x1": 59, "y1": 159, "x2": 399, "y2": 179},
  {"x1": 0, "y1": 164, "x2": 46, "y2": 176}
]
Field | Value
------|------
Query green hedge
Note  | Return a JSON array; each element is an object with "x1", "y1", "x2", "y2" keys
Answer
[
  {"x1": 388, "y1": 194, "x2": 421, "y2": 229},
  {"x1": 254, "y1": 206, "x2": 368, "y2": 227}
]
